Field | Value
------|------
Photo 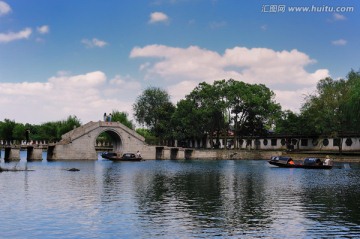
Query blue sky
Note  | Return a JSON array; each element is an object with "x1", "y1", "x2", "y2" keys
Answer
[{"x1": 0, "y1": 0, "x2": 359, "y2": 124}]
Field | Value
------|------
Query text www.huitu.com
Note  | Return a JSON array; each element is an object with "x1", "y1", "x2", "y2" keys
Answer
[{"x1": 261, "y1": 5, "x2": 355, "y2": 13}]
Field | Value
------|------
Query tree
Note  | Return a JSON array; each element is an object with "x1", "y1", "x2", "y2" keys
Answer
[
  {"x1": 301, "y1": 77, "x2": 347, "y2": 135},
  {"x1": 13, "y1": 123, "x2": 26, "y2": 141},
  {"x1": 184, "y1": 81, "x2": 226, "y2": 148},
  {"x1": 111, "y1": 110, "x2": 134, "y2": 129},
  {"x1": 343, "y1": 70, "x2": 360, "y2": 132},
  {"x1": 133, "y1": 87, "x2": 174, "y2": 136},
  {"x1": 153, "y1": 102, "x2": 176, "y2": 145},
  {"x1": 0, "y1": 119, "x2": 16, "y2": 143},
  {"x1": 299, "y1": 76, "x2": 353, "y2": 153},
  {"x1": 173, "y1": 79, "x2": 280, "y2": 149},
  {"x1": 172, "y1": 98, "x2": 207, "y2": 147},
  {"x1": 136, "y1": 128, "x2": 157, "y2": 145},
  {"x1": 57, "y1": 115, "x2": 81, "y2": 138},
  {"x1": 274, "y1": 110, "x2": 303, "y2": 135}
]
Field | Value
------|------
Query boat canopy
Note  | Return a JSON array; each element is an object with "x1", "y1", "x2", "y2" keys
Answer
[
  {"x1": 270, "y1": 156, "x2": 293, "y2": 165},
  {"x1": 303, "y1": 158, "x2": 322, "y2": 166}
]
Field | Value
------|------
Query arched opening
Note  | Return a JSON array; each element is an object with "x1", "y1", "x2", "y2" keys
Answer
[{"x1": 95, "y1": 130, "x2": 122, "y2": 153}]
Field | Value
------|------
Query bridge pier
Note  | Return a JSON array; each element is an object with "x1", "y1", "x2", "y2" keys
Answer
[
  {"x1": 4, "y1": 147, "x2": 20, "y2": 162},
  {"x1": 26, "y1": 146, "x2": 43, "y2": 161},
  {"x1": 155, "y1": 147, "x2": 189, "y2": 160}
]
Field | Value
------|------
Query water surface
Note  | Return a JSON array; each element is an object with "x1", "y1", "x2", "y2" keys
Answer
[{"x1": 1, "y1": 156, "x2": 360, "y2": 238}]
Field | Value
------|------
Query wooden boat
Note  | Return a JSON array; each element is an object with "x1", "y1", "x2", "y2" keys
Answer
[
  {"x1": 268, "y1": 156, "x2": 332, "y2": 169},
  {"x1": 101, "y1": 152, "x2": 143, "y2": 162}
]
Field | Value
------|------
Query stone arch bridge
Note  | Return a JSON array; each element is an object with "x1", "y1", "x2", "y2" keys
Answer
[{"x1": 47, "y1": 121, "x2": 155, "y2": 160}]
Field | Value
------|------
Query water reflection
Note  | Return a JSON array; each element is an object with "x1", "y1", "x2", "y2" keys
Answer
[{"x1": 1, "y1": 159, "x2": 360, "y2": 238}]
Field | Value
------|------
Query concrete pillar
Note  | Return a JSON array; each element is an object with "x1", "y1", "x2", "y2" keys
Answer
[
  {"x1": 27, "y1": 147, "x2": 43, "y2": 161},
  {"x1": 6, "y1": 148, "x2": 20, "y2": 162},
  {"x1": 163, "y1": 148, "x2": 171, "y2": 160},
  {"x1": 178, "y1": 150, "x2": 185, "y2": 159}
]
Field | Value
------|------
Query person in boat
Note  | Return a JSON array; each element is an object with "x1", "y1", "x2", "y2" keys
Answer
[
  {"x1": 136, "y1": 151, "x2": 141, "y2": 158},
  {"x1": 323, "y1": 155, "x2": 332, "y2": 166},
  {"x1": 288, "y1": 159, "x2": 295, "y2": 165}
]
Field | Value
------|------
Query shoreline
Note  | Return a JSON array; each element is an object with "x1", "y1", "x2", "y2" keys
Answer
[{"x1": 190, "y1": 149, "x2": 360, "y2": 162}]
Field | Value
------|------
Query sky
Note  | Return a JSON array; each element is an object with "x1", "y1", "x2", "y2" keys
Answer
[{"x1": 0, "y1": 0, "x2": 359, "y2": 125}]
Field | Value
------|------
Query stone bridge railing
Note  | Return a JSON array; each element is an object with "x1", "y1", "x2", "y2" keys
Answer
[{"x1": 0, "y1": 140, "x2": 49, "y2": 146}]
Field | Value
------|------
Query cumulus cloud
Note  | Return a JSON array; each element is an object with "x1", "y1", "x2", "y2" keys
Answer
[
  {"x1": 109, "y1": 75, "x2": 141, "y2": 90},
  {"x1": 37, "y1": 25, "x2": 50, "y2": 34},
  {"x1": 130, "y1": 44, "x2": 329, "y2": 111},
  {"x1": 81, "y1": 38, "x2": 108, "y2": 48},
  {"x1": 0, "y1": 71, "x2": 142, "y2": 124},
  {"x1": 0, "y1": 28, "x2": 32, "y2": 43},
  {"x1": 0, "y1": 1, "x2": 11, "y2": 16},
  {"x1": 149, "y1": 12, "x2": 169, "y2": 24},
  {"x1": 332, "y1": 39, "x2": 347, "y2": 46}
]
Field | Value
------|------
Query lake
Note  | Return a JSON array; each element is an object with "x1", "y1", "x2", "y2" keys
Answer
[{"x1": 1, "y1": 152, "x2": 360, "y2": 238}]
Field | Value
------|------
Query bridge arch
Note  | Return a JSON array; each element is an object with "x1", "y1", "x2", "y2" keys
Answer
[
  {"x1": 49, "y1": 121, "x2": 154, "y2": 160},
  {"x1": 95, "y1": 129, "x2": 123, "y2": 152}
]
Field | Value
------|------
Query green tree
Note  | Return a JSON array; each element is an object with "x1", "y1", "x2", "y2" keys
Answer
[
  {"x1": 0, "y1": 119, "x2": 16, "y2": 143},
  {"x1": 301, "y1": 77, "x2": 347, "y2": 135},
  {"x1": 343, "y1": 70, "x2": 360, "y2": 132},
  {"x1": 184, "y1": 81, "x2": 225, "y2": 148},
  {"x1": 38, "y1": 122, "x2": 58, "y2": 142},
  {"x1": 111, "y1": 110, "x2": 134, "y2": 129},
  {"x1": 133, "y1": 87, "x2": 174, "y2": 137},
  {"x1": 153, "y1": 102, "x2": 176, "y2": 145},
  {"x1": 172, "y1": 98, "x2": 205, "y2": 141},
  {"x1": 136, "y1": 128, "x2": 157, "y2": 145},
  {"x1": 275, "y1": 110, "x2": 303, "y2": 135},
  {"x1": 173, "y1": 79, "x2": 280, "y2": 149},
  {"x1": 57, "y1": 115, "x2": 81, "y2": 138},
  {"x1": 13, "y1": 123, "x2": 26, "y2": 141}
]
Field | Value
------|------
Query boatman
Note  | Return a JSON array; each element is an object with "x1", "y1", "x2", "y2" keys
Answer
[
  {"x1": 136, "y1": 151, "x2": 141, "y2": 158},
  {"x1": 324, "y1": 155, "x2": 332, "y2": 166}
]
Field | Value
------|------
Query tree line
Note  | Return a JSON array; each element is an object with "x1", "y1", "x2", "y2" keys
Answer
[
  {"x1": 1, "y1": 69, "x2": 359, "y2": 147},
  {"x1": 0, "y1": 111, "x2": 134, "y2": 143},
  {"x1": 132, "y1": 69, "x2": 360, "y2": 147}
]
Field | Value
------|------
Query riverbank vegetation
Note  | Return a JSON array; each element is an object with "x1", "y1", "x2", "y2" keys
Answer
[{"x1": 1, "y1": 69, "x2": 359, "y2": 146}]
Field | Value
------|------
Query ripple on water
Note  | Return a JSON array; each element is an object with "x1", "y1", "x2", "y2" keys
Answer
[{"x1": 1, "y1": 160, "x2": 360, "y2": 238}]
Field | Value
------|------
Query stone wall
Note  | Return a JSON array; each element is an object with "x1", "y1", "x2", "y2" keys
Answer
[{"x1": 190, "y1": 149, "x2": 282, "y2": 160}]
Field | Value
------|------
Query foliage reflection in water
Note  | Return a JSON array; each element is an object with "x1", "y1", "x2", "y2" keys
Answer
[{"x1": 0, "y1": 158, "x2": 360, "y2": 238}]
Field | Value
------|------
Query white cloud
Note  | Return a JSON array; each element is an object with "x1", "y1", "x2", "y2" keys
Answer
[
  {"x1": 48, "y1": 71, "x2": 106, "y2": 88},
  {"x1": 0, "y1": 28, "x2": 32, "y2": 43},
  {"x1": 130, "y1": 44, "x2": 329, "y2": 112},
  {"x1": 0, "y1": 1, "x2": 11, "y2": 16},
  {"x1": 37, "y1": 25, "x2": 50, "y2": 34},
  {"x1": 168, "y1": 80, "x2": 198, "y2": 102},
  {"x1": 149, "y1": 12, "x2": 169, "y2": 24},
  {"x1": 81, "y1": 38, "x2": 108, "y2": 48},
  {"x1": 333, "y1": 13, "x2": 346, "y2": 21},
  {"x1": 0, "y1": 71, "x2": 141, "y2": 124},
  {"x1": 273, "y1": 87, "x2": 314, "y2": 113},
  {"x1": 109, "y1": 75, "x2": 141, "y2": 90},
  {"x1": 332, "y1": 39, "x2": 347, "y2": 46}
]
